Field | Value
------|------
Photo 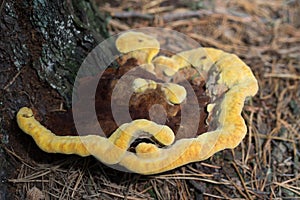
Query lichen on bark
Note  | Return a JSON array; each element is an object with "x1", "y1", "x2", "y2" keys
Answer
[{"x1": 31, "y1": 0, "x2": 110, "y2": 105}]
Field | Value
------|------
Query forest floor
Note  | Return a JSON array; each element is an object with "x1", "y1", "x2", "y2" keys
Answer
[{"x1": 1, "y1": 0, "x2": 300, "y2": 199}]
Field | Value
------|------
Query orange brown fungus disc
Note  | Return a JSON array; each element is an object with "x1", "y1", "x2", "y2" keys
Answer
[
  {"x1": 17, "y1": 31, "x2": 258, "y2": 174},
  {"x1": 43, "y1": 61, "x2": 209, "y2": 140}
]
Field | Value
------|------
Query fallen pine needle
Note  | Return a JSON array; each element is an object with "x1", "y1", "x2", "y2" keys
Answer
[{"x1": 264, "y1": 73, "x2": 300, "y2": 80}]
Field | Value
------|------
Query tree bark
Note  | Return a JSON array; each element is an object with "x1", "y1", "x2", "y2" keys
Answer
[
  {"x1": 0, "y1": 0, "x2": 110, "y2": 198},
  {"x1": 1, "y1": 0, "x2": 109, "y2": 103}
]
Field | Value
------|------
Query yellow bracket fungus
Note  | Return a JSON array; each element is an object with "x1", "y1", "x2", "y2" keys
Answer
[
  {"x1": 17, "y1": 107, "x2": 174, "y2": 165},
  {"x1": 17, "y1": 31, "x2": 258, "y2": 174},
  {"x1": 132, "y1": 78, "x2": 157, "y2": 93},
  {"x1": 152, "y1": 56, "x2": 181, "y2": 76},
  {"x1": 132, "y1": 78, "x2": 187, "y2": 104},
  {"x1": 116, "y1": 31, "x2": 160, "y2": 64}
]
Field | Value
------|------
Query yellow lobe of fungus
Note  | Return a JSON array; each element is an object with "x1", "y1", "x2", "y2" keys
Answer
[
  {"x1": 161, "y1": 83, "x2": 187, "y2": 104},
  {"x1": 115, "y1": 31, "x2": 160, "y2": 64},
  {"x1": 140, "y1": 63, "x2": 156, "y2": 74},
  {"x1": 132, "y1": 78, "x2": 157, "y2": 93},
  {"x1": 135, "y1": 143, "x2": 160, "y2": 159},
  {"x1": 153, "y1": 56, "x2": 181, "y2": 76},
  {"x1": 132, "y1": 78, "x2": 187, "y2": 104},
  {"x1": 150, "y1": 124, "x2": 175, "y2": 146}
]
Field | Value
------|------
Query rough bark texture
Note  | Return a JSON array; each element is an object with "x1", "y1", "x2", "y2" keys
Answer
[
  {"x1": 0, "y1": 0, "x2": 109, "y2": 198},
  {"x1": 1, "y1": 0, "x2": 111, "y2": 100}
]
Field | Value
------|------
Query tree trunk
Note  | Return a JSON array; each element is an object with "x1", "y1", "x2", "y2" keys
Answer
[
  {"x1": 0, "y1": 0, "x2": 110, "y2": 198},
  {"x1": 1, "y1": 0, "x2": 110, "y2": 102}
]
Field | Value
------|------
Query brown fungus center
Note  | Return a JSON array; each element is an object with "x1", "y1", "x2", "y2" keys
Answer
[{"x1": 44, "y1": 58, "x2": 210, "y2": 148}]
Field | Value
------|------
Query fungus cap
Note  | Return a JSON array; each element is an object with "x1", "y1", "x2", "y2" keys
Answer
[
  {"x1": 152, "y1": 56, "x2": 181, "y2": 76},
  {"x1": 115, "y1": 31, "x2": 160, "y2": 64},
  {"x1": 161, "y1": 83, "x2": 187, "y2": 104},
  {"x1": 132, "y1": 78, "x2": 187, "y2": 104},
  {"x1": 17, "y1": 31, "x2": 258, "y2": 175}
]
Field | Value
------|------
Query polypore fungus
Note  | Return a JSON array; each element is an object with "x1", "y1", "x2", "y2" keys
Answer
[
  {"x1": 17, "y1": 31, "x2": 258, "y2": 174},
  {"x1": 116, "y1": 31, "x2": 160, "y2": 64},
  {"x1": 132, "y1": 78, "x2": 187, "y2": 104},
  {"x1": 17, "y1": 107, "x2": 174, "y2": 165}
]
